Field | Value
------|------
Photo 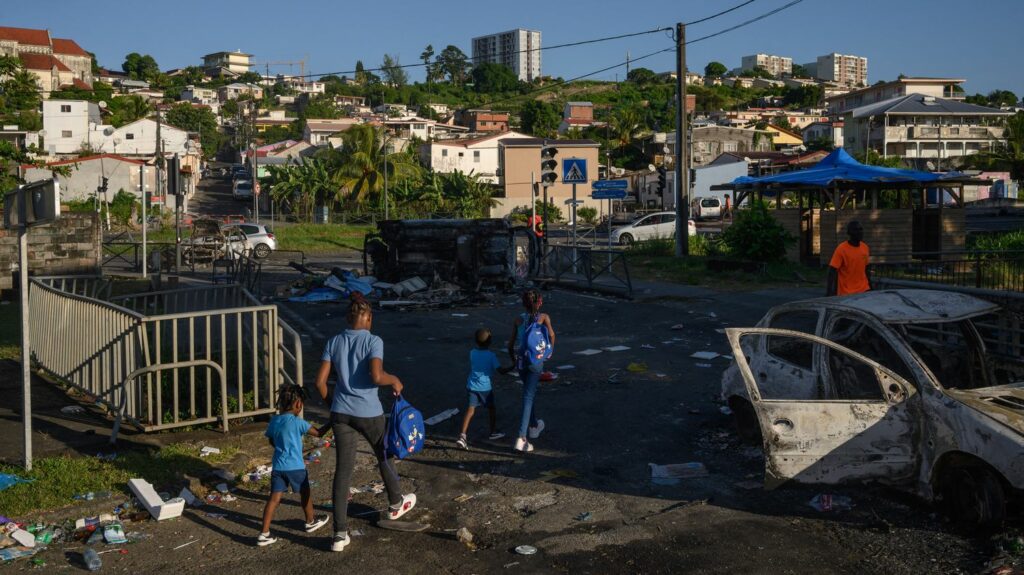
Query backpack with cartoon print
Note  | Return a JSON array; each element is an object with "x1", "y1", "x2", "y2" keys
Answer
[{"x1": 385, "y1": 395, "x2": 424, "y2": 460}]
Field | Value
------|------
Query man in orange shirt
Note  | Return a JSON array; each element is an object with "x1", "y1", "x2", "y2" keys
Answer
[{"x1": 826, "y1": 220, "x2": 871, "y2": 296}]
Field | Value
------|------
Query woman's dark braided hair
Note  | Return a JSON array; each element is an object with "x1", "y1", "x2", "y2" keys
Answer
[
  {"x1": 276, "y1": 383, "x2": 307, "y2": 413},
  {"x1": 348, "y1": 292, "x2": 372, "y2": 324}
]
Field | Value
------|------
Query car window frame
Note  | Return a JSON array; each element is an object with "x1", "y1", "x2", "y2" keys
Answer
[
  {"x1": 822, "y1": 311, "x2": 923, "y2": 392},
  {"x1": 764, "y1": 308, "x2": 822, "y2": 370}
]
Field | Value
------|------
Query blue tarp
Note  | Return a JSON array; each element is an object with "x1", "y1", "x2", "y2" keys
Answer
[{"x1": 731, "y1": 148, "x2": 962, "y2": 188}]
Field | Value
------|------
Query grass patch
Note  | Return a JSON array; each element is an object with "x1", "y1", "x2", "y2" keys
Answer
[
  {"x1": 629, "y1": 253, "x2": 828, "y2": 290},
  {"x1": 0, "y1": 442, "x2": 239, "y2": 517},
  {"x1": 142, "y1": 223, "x2": 373, "y2": 254}
]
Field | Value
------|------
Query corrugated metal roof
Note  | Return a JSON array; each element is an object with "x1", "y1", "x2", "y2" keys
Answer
[
  {"x1": 500, "y1": 138, "x2": 599, "y2": 147},
  {"x1": 851, "y1": 93, "x2": 1013, "y2": 118}
]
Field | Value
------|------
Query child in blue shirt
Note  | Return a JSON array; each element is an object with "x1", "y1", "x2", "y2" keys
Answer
[
  {"x1": 457, "y1": 328, "x2": 509, "y2": 449},
  {"x1": 257, "y1": 384, "x2": 330, "y2": 546}
]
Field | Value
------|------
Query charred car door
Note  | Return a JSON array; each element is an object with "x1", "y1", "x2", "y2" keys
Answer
[{"x1": 726, "y1": 328, "x2": 919, "y2": 489}]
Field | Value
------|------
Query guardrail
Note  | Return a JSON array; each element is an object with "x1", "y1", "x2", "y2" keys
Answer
[
  {"x1": 871, "y1": 251, "x2": 1024, "y2": 293},
  {"x1": 534, "y1": 244, "x2": 633, "y2": 298},
  {"x1": 30, "y1": 277, "x2": 302, "y2": 434}
]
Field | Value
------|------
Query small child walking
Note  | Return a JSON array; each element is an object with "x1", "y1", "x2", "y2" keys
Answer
[
  {"x1": 456, "y1": 328, "x2": 507, "y2": 449},
  {"x1": 257, "y1": 384, "x2": 330, "y2": 546}
]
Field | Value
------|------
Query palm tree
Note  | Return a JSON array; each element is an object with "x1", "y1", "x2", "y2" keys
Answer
[
  {"x1": 610, "y1": 107, "x2": 642, "y2": 157},
  {"x1": 266, "y1": 157, "x2": 336, "y2": 221},
  {"x1": 329, "y1": 124, "x2": 420, "y2": 208}
]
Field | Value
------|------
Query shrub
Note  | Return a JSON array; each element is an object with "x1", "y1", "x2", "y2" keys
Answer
[
  {"x1": 971, "y1": 230, "x2": 1024, "y2": 259},
  {"x1": 577, "y1": 206, "x2": 598, "y2": 224},
  {"x1": 721, "y1": 201, "x2": 794, "y2": 262},
  {"x1": 510, "y1": 199, "x2": 563, "y2": 223}
]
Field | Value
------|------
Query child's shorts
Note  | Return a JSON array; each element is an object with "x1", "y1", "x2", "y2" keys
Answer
[
  {"x1": 467, "y1": 390, "x2": 495, "y2": 408},
  {"x1": 270, "y1": 469, "x2": 310, "y2": 493}
]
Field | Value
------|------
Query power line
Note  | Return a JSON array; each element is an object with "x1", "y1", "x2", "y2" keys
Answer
[{"x1": 685, "y1": 0, "x2": 758, "y2": 25}]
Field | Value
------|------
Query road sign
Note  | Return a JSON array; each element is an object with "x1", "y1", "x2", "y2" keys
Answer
[
  {"x1": 592, "y1": 180, "x2": 628, "y2": 191},
  {"x1": 592, "y1": 189, "x2": 627, "y2": 200},
  {"x1": 562, "y1": 158, "x2": 587, "y2": 184}
]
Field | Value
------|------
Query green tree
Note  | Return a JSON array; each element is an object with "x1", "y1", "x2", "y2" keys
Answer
[
  {"x1": 577, "y1": 206, "x2": 598, "y2": 224},
  {"x1": 790, "y1": 64, "x2": 810, "y2": 78},
  {"x1": 108, "y1": 94, "x2": 151, "y2": 127},
  {"x1": 381, "y1": 54, "x2": 408, "y2": 89},
  {"x1": 626, "y1": 67, "x2": 657, "y2": 85},
  {"x1": 967, "y1": 111, "x2": 1024, "y2": 184},
  {"x1": 519, "y1": 100, "x2": 560, "y2": 137},
  {"x1": 704, "y1": 61, "x2": 727, "y2": 78},
  {"x1": 471, "y1": 62, "x2": 518, "y2": 93},
  {"x1": 420, "y1": 45, "x2": 435, "y2": 84},
  {"x1": 235, "y1": 71, "x2": 262, "y2": 85},
  {"x1": 300, "y1": 96, "x2": 342, "y2": 119},
  {"x1": 327, "y1": 124, "x2": 420, "y2": 205},
  {"x1": 721, "y1": 200, "x2": 795, "y2": 262},
  {"x1": 164, "y1": 102, "x2": 220, "y2": 159},
  {"x1": 782, "y1": 84, "x2": 823, "y2": 109},
  {"x1": 610, "y1": 106, "x2": 642, "y2": 157},
  {"x1": 437, "y1": 45, "x2": 470, "y2": 85},
  {"x1": 771, "y1": 116, "x2": 795, "y2": 132},
  {"x1": 855, "y1": 149, "x2": 903, "y2": 168},
  {"x1": 987, "y1": 90, "x2": 1019, "y2": 108},
  {"x1": 266, "y1": 157, "x2": 336, "y2": 220},
  {"x1": 122, "y1": 52, "x2": 160, "y2": 81}
]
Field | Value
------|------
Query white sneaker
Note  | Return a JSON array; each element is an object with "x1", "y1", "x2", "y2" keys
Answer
[
  {"x1": 388, "y1": 493, "x2": 417, "y2": 520},
  {"x1": 305, "y1": 514, "x2": 329, "y2": 533},
  {"x1": 528, "y1": 419, "x2": 545, "y2": 439},
  {"x1": 256, "y1": 532, "x2": 277, "y2": 547},
  {"x1": 513, "y1": 437, "x2": 534, "y2": 452},
  {"x1": 456, "y1": 435, "x2": 469, "y2": 450},
  {"x1": 331, "y1": 532, "x2": 350, "y2": 552}
]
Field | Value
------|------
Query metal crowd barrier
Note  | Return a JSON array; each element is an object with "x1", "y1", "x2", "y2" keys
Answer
[{"x1": 534, "y1": 244, "x2": 633, "y2": 298}]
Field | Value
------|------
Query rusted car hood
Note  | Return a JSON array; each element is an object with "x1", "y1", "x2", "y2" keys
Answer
[{"x1": 945, "y1": 386, "x2": 1024, "y2": 433}]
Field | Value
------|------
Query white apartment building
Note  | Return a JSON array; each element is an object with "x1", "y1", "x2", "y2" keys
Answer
[
  {"x1": 41, "y1": 99, "x2": 102, "y2": 155},
  {"x1": 471, "y1": 29, "x2": 541, "y2": 82},
  {"x1": 202, "y1": 50, "x2": 252, "y2": 77},
  {"x1": 805, "y1": 53, "x2": 867, "y2": 87},
  {"x1": 740, "y1": 53, "x2": 792, "y2": 77},
  {"x1": 418, "y1": 131, "x2": 528, "y2": 184},
  {"x1": 180, "y1": 85, "x2": 218, "y2": 105},
  {"x1": 94, "y1": 118, "x2": 190, "y2": 157}
]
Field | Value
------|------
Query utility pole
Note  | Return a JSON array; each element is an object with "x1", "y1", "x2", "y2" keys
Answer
[
  {"x1": 140, "y1": 165, "x2": 148, "y2": 279},
  {"x1": 383, "y1": 129, "x2": 389, "y2": 220},
  {"x1": 674, "y1": 22, "x2": 690, "y2": 257},
  {"x1": 252, "y1": 100, "x2": 259, "y2": 223}
]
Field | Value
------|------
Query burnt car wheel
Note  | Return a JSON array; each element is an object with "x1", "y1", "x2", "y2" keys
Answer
[
  {"x1": 253, "y1": 243, "x2": 271, "y2": 259},
  {"x1": 729, "y1": 397, "x2": 763, "y2": 446},
  {"x1": 943, "y1": 465, "x2": 1006, "y2": 528}
]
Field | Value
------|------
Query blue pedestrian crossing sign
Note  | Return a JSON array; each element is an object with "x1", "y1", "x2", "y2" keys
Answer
[{"x1": 562, "y1": 158, "x2": 588, "y2": 184}]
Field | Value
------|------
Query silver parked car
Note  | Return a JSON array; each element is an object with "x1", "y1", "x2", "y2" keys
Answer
[
  {"x1": 224, "y1": 223, "x2": 277, "y2": 258},
  {"x1": 721, "y1": 289, "x2": 1024, "y2": 526}
]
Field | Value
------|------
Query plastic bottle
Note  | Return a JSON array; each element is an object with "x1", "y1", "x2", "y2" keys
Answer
[{"x1": 83, "y1": 547, "x2": 102, "y2": 571}]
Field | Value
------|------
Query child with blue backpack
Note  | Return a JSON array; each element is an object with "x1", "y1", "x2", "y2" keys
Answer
[
  {"x1": 257, "y1": 384, "x2": 330, "y2": 547},
  {"x1": 507, "y1": 289, "x2": 556, "y2": 452},
  {"x1": 456, "y1": 328, "x2": 508, "y2": 450}
]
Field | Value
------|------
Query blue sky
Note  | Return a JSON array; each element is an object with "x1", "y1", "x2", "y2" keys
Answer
[{"x1": 5, "y1": 0, "x2": 1023, "y2": 97}]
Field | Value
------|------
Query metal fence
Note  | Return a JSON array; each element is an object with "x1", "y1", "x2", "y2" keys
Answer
[
  {"x1": 29, "y1": 277, "x2": 303, "y2": 433},
  {"x1": 534, "y1": 244, "x2": 633, "y2": 298},
  {"x1": 871, "y1": 251, "x2": 1024, "y2": 293}
]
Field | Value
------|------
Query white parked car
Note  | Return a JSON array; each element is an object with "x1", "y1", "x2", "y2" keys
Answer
[
  {"x1": 720, "y1": 289, "x2": 1024, "y2": 526},
  {"x1": 691, "y1": 197, "x2": 722, "y2": 220},
  {"x1": 225, "y1": 223, "x2": 277, "y2": 259},
  {"x1": 232, "y1": 179, "x2": 253, "y2": 200},
  {"x1": 610, "y1": 211, "x2": 696, "y2": 245}
]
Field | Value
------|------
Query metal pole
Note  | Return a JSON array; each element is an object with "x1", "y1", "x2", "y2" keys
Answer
[
  {"x1": 141, "y1": 165, "x2": 148, "y2": 278},
  {"x1": 674, "y1": 22, "x2": 690, "y2": 257},
  {"x1": 607, "y1": 197, "x2": 612, "y2": 250},
  {"x1": 571, "y1": 183, "x2": 578, "y2": 247},
  {"x1": 531, "y1": 172, "x2": 536, "y2": 235},
  {"x1": 18, "y1": 188, "x2": 31, "y2": 470},
  {"x1": 383, "y1": 130, "x2": 389, "y2": 220}
]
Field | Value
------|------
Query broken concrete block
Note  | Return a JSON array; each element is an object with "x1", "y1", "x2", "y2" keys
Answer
[
  {"x1": 129, "y1": 478, "x2": 185, "y2": 521},
  {"x1": 392, "y1": 277, "x2": 427, "y2": 297}
]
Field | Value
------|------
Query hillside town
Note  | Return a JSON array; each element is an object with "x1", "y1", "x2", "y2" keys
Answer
[{"x1": 1, "y1": 2, "x2": 1023, "y2": 573}]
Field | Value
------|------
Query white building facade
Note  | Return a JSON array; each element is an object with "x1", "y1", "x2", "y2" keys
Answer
[
  {"x1": 809, "y1": 53, "x2": 868, "y2": 87},
  {"x1": 471, "y1": 29, "x2": 541, "y2": 82},
  {"x1": 41, "y1": 99, "x2": 102, "y2": 155},
  {"x1": 419, "y1": 131, "x2": 528, "y2": 184},
  {"x1": 740, "y1": 53, "x2": 792, "y2": 77}
]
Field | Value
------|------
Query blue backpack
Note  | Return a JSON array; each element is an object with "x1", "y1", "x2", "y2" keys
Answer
[
  {"x1": 385, "y1": 395, "x2": 424, "y2": 460},
  {"x1": 519, "y1": 314, "x2": 553, "y2": 367}
]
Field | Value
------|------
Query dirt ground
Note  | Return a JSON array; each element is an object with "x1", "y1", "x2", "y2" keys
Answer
[{"x1": 6, "y1": 280, "x2": 1010, "y2": 573}]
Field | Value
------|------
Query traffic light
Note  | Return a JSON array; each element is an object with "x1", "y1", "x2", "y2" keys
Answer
[
  {"x1": 101, "y1": 177, "x2": 109, "y2": 193},
  {"x1": 656, "y1": 166, "x2": 667, "y2": 193},
  {"x1": 540, "y1": 143, "x2": 558, "y2": 187},
  {"x1": 166, "y1": 155, "x2": 181, "y2": 196}
]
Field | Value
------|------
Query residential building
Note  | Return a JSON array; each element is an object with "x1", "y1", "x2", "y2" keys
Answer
[
  {"x1": 180, "y1": 85, "x2": 218, "y2": 106},
  {"x1": 496, "y1": 138, "x2": 601, "y2": 218},
  {"x1": 382, "y1": 117, "x2": 468, "y2": 141},
  {"x1": 119, "y1": 79, "x2": 151, "y2": 93},
  {"x1": 761, "y1": 124, "x2": 804, "y2": 150},
  {"x1": 334, "y1": 95, "x2": 367, "y2": 108},
  {"x1": 374, "y1": 103, "x2": 409, "y2": 116},
  {"x1": 95, "y1": 67, "x2": 128, "y2": 86},
  {"x1": 0, "y1": 26, "x2": 93, "y2": 95},
  {"x1": 273, "y1": 74, "x2": 325, "y2": 95},
  {"x1": 803, "y1": 120, "x2": 844, "y2": 148},
  {"x1": 740, "y1": 53, "x2": 792, "y2": 77},
  {"x1": 202, "y1": 50, "x2": 252, "y2": 77},
  {"x1": 303, "y1": 118, "x2": 360, "y2": 146},
  {"x1": 94, "y1": 118, "x2": 191, "y2": 157},
  {"x1": 471, "y1": 29, "x2": 541, "y2": 82},
  {"x1": 803, "y1": 53, "x2": 868, "y2": 88},
  {"x1": 41, "y1": 99, "x2": 102, "y2": 155},
  {"x1": 456, "y1": 109, "x2": 510, "y2": 134},
  {"x1": 421, "y1": 103, "x2": 450, "y2": 117},
  {"x1": 0, "y1": 125, "x2": 31, "y2": 150},
  {"x1": 647, "y1": 126, "x2": 773, "y2": 167},
  {"x1": 842, "y1": 93, "x2": 1012, "y2": 169},
  {"x1": 826, "y1": 77, "x2": 966, "y2": 116},
  {"x1": 558, "y1": 102, "x2": 595, "y2": 134},
  {"x1": 218, "y1": 83, "x2": 263, "y2": 101},
  {"x1": 21, "y1": 154, "x2": 153, "y2": 202},
  {"x1": 419, "y1": 131, "x2": 528, "y2": 184},
  {"x1": 254, "y1": 110, "x2": 294, "y2": 132}
]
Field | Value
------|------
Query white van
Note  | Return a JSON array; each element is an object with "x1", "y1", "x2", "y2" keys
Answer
[{"x1": 691, "y1": 197, "x2": 722, "y2": 220}]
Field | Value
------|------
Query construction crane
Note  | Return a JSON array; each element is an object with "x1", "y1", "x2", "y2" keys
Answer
[{"x1": 254, "y1": 57, "x2": 308, "y2": 81}]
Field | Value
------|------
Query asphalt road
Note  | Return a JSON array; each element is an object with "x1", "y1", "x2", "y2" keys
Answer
[{"x1": 22, "y1": 278, "x2": 1001, "y2": 574}]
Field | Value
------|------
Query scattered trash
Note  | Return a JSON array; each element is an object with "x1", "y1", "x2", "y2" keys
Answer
[
  {"x1": 671, "y1": 324, "x2": 684, "y2": 330},
  {"x1": 392, "y1": 277, "x2": 428, "y2": 298},
  {"x1": 575, "y1": 512, "x2": 593, "y2": 522},
  {"x1": 0, "y1": 547, "x2": 42, "y2": 562},
  {"x1": 351, "y1": 481, "x2": 386, "y2": 495},
  {"x1": 451, "y1": 313, "x2": 469, "y2": 318},
  {"x1": 453, "y1": 494, "x2": 474, "y2": 503},
  {"x1": 129, "y1": 478, "x2": 184, "y2": 521},
  {"x1": 211, "y1": 469, "x2": 235, "y2": 482},
  {"x1": 456, "y1": 527, "x2": 474, "y2": 546},
  {"x1": 424, "y1": 408, "x2": 460, "y2": 425},
  {"x1": 289, "y1": 288, "x2": 343, "y2": 303},
  {"x1": 10, "y1": 528, "x2": 35, "y2": 548},
  {"x1": 60, "y1": 405, "x2": 86, "y2": 415},
  {"x1": 178, "y1": 488, "x2": 198, "y2": 507},
  {"x1": 690, "y1": 351, "x2": 720, "y2": 360},
  {"x1": 73, "y1": 490, "x2": 111, "y2": 501},
  {"x1": 537, "y1": 469, "x2": 578, "y2": 482},
  {"x1": 242, "y1": 465, "x2": 272, "y2": 483},
  {"x1": 573, "y1": 349, "x2": 602, "y2": 356},
  {"x1": 515, "y1": 545, "x2": 538, "y2": 555},
  {"x1": 719, "y1": 406, "x2": 733, "y2": 416},
  {"x1": 602, "y1": 345, "x2": 630, "y2": 352},
  {"x1": 204, "y1": 513, "x2": 227, "y2": 520},
  {"x1": 103, "y1": 522, "x2": 127, "y2": 544},
  {"x1": 215, "y1": 483, "x2": 229, "y2": 494},
  {"x1": 715, "y1": 329, "x2": 726, "y2": 334},
  {"x1": 95, "y1": 452, "x2": 117, "y2": 462},
  {"x1": 75, "y1": 514, "x2": 115, "y2": 529},
  {"x1": 555, "y1": 365, "x2": 575, "y2": 371},
  {"x1": 83, "y1": 547, "x2": 102, "y2": 571},
  {"x1": 504, "y1": 561, "x2": 520, "y2": 568},
  {"x1": 349, "y1": 529, "x2": 364, "y2": 537},
  {"x1": 649, "y1": 462, "x2": 709, "y2": 485},
  {"x1": 654, "y1": 373, "x2": 667, "y2": 378},
  {"x1": 173, "y1": 539, "x2": 198, "y2": 550},
  {"x1": 0, "y1": 473, "x2": 32, "y2": 492},
  {"x1": 539, "y1": 371, "x2": 559, "y2": 382},
  {"x1": 734, "y1": 480, "x2": 762, "y2": 490},
  {"x1": 708, "y1": 312, "x2": 717, "y2": 318},
  {"x1": 641, "y1": 344, "x2": 656, "y2": 350},
  {"x1": 808, "y1": 494, "x2": 853, "y2": 512},
  {"x1": 695, "y1": 363, "x2": 713, "y2": 368},
  {"x1": 199, "y1": 446, "x2": 221, "y2": 458},
  {"x1": 626, "y1": 362, "x2": 648, "y2": 373}
]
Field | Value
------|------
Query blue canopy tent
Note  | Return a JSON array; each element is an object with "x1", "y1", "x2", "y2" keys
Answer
[{"x1": 711, "y1": 148, "x2": 991, "y2": 262}]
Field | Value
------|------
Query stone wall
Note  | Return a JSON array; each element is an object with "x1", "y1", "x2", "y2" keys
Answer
[{"x1": 0, "y1": 212, "x2": 101, "y2": 293}]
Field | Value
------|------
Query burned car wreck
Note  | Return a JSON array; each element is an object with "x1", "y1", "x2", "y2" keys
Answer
[{"x1": 721, "y1": 289, "x2": 1024, "y2": 526}]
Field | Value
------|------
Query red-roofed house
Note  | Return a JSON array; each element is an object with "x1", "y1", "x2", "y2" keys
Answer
[
  {"x1": 419, "y1": 131, "x2": 528, "y2": 183},
  {"x1": 0, "y1": 26, "x2": 93, "y2": 96}
]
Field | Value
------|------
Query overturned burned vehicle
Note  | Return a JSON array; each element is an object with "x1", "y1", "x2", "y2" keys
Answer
[
  {"x1": 720, "y1": 289, "x2": 1024, "y2": 526},
  {"x1": 364, "y1": 219, "x2": 515, "y2": 290}
]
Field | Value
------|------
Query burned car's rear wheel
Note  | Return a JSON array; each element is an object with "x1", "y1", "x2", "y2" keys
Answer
[{"x1": 943, "y1": 465, "x2": 1006, "y2": 528}]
